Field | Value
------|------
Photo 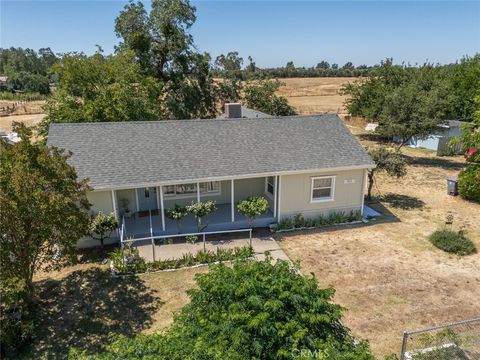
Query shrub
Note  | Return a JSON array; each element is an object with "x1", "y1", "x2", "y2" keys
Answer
[
  {"x1": 0, "y1": 277, "x2": 34, "y2": 357},
  {"x1": 111, "y1": 245, "x2": 254, "y2": 274},
  {"x1": 429, "y1": 229, "x2": 477, "y2": 255},
  {"x1": 458, "y1": 165, "x2": 480, "y2": 202},
  {"x1": 277, "y1": 210, "x2": 362, "y2": 231},
  {"x1": 237, "y1": 196, "x2": 269, "y2": 226}
]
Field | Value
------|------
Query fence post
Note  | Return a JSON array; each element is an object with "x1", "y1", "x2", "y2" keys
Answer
[
  {"x1": 149, "y1": 209, "x2": 155, "y2": 262},
  {"x1": 203, "y1": 233, "x2": 206, "y2": 251},
  {"x1": 249, "y1": 229, "x2": 252, "y2": 247},
  {"x1": 400, "y1": 331, "x2": 408, "y2": 360},
  {"x1": 151, "y1": 237, "x2": 156, "y2": 262}
]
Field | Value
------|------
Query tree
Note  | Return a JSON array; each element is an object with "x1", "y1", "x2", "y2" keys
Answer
[
  {"x1": 75, "y1": 260, "x2": 375, "y2": 359},
  {"x1": 165, "y1": 204, "x2": 188, "y2": 233},
  {"x1": 41, "y1": 49, "x2": 163, "y2": 135},
  {"x1": 0, "y1": 123, "x2": 90, "y2": 295},
  {"x1": 186, "y1": 200, "x2": 216, "y2": 232},
  {"x1": 366, "y1": 147, "x2": 407, "y2": 200},
  {"x1": 237, "y1": 196, "x2": 269, "y2": 227},
  {"x1": 316, "y1": 60, "x2": 330, "y2": 69},
  {"x1": 89, "y1": 212, "x2": 119, "y2": 250},
  {"x1": 243, "y1": 79, "x2": 296, "y2": 116},
  {"x1": 215, "y1": 51, "x2": 243, "y2": 72}
]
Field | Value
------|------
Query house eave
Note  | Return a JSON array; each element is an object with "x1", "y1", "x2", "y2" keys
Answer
[{"x1": 89, "y1": 164, "x2": 375, "y2": 192}]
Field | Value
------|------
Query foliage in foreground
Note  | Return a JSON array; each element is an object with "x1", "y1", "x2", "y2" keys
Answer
[
  {"x1": 70, "y1": 260, "x2": 375, "y2": 359},
  {"x1": 0, "y1": 123, "x2": 90, "y2": 295},
  {"x1": 429, "y1": 229, "x2": 476, "y2": 256},
  {"x1": 0, "y1": 276, "x2": 34, "y2": 358},
  {"x1": 277, "y1": 210, "x2": 363, "y2": 231},
  {"x1": 110, "y1": 245, "x2": 254, "y2": 274}
]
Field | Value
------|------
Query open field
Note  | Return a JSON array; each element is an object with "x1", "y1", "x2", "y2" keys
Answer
[
  {"x1": 276, "y1": 77, "x2": 358, "y2": 114},
  {"x1": 0, "y1": 100, "x2": 46, "y2": 131},
  {"x1": 277, "y1": 144, "x2": 480, "y2": 357}
]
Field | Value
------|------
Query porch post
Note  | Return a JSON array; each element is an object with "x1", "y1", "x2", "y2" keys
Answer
[
  {"x1": 273, "y1": 176, "x2": 278, "y2": 218},
  {"x1": 134, "y1": 188, "x2": 139, "y2": 212},
  {"x1": 111, "y1": 190, "x2": 118, "y2": 221},
  {"x1": 277, "y1": 175, "x2": 282, "y2": 221},
  {"x1": 231, "y1": 179, "x2": 235, "y2": 222},
  {"x1": 360, "y1": 169, "x2": 367, "y2": 216},
  {"x1": 159, "y1": 185, "x2": 165, "y2": 231},
  {"x1": 196, "y1": 182, "x2": 200, "y2": 202}
]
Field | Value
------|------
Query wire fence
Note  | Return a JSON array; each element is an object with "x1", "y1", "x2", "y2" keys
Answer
[{"x1": 400, "y1": 317, "x2": 480, "y2": 360}]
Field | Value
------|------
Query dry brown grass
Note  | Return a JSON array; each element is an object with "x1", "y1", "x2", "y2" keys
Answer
[
  {"x1": 277, "y1": 145, "x2": 480, "y2": 358},
  {"x1": 276, "y1": 77, "x2": 358, "y2": 115},
  {"x1": 0, "y1": 113, "x2": 45, "y2": 131},
  {"x1": 26, "y1": 263, "x2": 207, "y2": 359}
]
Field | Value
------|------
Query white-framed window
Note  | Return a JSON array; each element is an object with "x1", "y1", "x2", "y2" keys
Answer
[
  {"x1": 265, "y1": 176, "x2": 275, "y2": 198},
  {"x1": 163, "y1": 182, "x2": 221, "y2": 198},
  {"x1": 310, "y1": 176, "x2": 335, "y2": 202}
]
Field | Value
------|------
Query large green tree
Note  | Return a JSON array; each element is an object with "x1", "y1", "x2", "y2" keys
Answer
[
  {"x1": 40, "y1": 49, "x2": 163, "y2": 134},
  {"x1": 70, "y1": 260, "x2": 374, "y2": 359},
  {"x1": 0, "y1": 123, "x2": 91, "y2": 295},
  {"x1": 243, "y1": 79, "x2": 296, "y2": 116}
]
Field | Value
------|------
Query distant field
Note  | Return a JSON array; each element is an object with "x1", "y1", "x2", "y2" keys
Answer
[
  {"x1": 0, "y1": 100, "x2": 46, "y2": 131},
  {"x1": 276, "y1": 77, "x2": 358, "y2": 115}
]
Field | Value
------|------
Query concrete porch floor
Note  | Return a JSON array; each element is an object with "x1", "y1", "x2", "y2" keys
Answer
[
  {"x1": 122, "y1": 203, "x2": 276, "y2": 239},
  {"x1": 131, "y1": 232, "x2": 289, "y2": 263}
]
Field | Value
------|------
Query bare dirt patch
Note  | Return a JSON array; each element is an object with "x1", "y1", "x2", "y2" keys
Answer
[
  {"x1": 277, "y1": 147, "x2": 480, "y2": 358},
  {"x1": 276, "y1": 77, "x2": 358, "y2": 114}
]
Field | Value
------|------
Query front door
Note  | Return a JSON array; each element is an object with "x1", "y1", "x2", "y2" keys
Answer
[{"x1": 137, "y1": 187, "x2": 158, "y2": 211}]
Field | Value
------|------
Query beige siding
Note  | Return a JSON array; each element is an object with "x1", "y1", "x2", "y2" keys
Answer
[
  {"x1": 87, "y1": 190, "x2": 114, "y2": 215},
  {"x1": 279, "y1": 169, "x2": 365, "y2": 219},
  {"x1": 79, "y1": 190, "x2": 117, "y2": 248}
]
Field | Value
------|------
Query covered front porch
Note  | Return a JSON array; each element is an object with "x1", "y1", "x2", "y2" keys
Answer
[{"x1": 112, "y1": 176, "x2": 279, "y2": 240}]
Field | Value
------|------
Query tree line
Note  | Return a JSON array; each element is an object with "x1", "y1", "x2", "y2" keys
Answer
[{"x1": 0, "y1": 47, "x2": 58, "y2": 95}]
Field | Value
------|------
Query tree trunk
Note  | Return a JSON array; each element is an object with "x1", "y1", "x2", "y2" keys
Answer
[{"x1": 367, "y1": 172, "x2": 375, "y2": 201}]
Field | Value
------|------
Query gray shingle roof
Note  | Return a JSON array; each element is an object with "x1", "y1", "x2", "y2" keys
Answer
[{"x1": 47, "y1": 114, "x2": 374, "y2": 190}]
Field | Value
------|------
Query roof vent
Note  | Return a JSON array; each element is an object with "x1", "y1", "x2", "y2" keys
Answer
[{"x1": 225, "y1": 103, "x2": 242, "y2": 118}]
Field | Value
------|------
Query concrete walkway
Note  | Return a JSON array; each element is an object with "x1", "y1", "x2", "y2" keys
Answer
[{"x1": 133, "y1": 234, "x2": 290, "y2": 263}]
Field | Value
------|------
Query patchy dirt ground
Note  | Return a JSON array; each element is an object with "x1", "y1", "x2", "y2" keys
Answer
[
  {"x1": 277, "y1": 146, "x2": 480, "y2": 358},
  {"x1": 276, "y1": 77, "x2": 358, "y2": 114},
  {"x1": 27, "y1": 263, "x2": 207, "y2": 359}
]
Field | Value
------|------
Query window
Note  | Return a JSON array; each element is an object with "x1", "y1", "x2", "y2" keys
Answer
[
  {"x1": 311, "y1": 176, "x2": 335, "y2": 202},
  {"x1": 144, "y1": 188, "x2": 150, "y2": 198},
  {"x1": 265, "y1": 176, "x2": 274, "y2": 197},
  {"x1": 163, "y1": 182, "x2": 221, "y2": 198}
]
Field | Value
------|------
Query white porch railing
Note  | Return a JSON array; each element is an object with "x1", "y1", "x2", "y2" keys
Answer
[{"x1": 119, "y1": 210, "x2": 253, "y2": 262}]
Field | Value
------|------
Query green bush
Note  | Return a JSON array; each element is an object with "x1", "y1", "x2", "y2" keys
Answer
[
  {"x1": 0, "y1": 91, "x2": 47, "y2": 101},
  {"x1": 429, "y1": 229, "x2": 477, "y2": 255},
  {"x1": 277, "y1": 210, "x2": 362, "y2": 231},
  {"x1": 0, "y1": 277, "x2": 34, "y2": 357},
  {"x1": 458, "y1": 165, "x2": 480, "y2": 202},
  {"x1": 75, "y1": 260, "x2": 374, "y2": 359},
  {"x1": 111, "y1": 245, "x2": 254, "y2": 274}
]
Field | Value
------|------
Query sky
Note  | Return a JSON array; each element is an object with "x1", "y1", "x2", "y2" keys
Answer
[{"x1": 1, "y1": 0, "x2": 479, "y2": 67}]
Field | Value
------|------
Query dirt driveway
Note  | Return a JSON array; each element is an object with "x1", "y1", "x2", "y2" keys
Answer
[{"x1": 277, "y1": 147, "x2": 480, "y2": 358}]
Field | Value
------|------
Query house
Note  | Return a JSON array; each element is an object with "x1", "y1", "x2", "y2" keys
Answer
[
  {"x1": 393, "y1": 120, "x2": 466, "y2": 155},
  {"x1": 47, "y1": 114, "x2": 375, "y2": 248}
]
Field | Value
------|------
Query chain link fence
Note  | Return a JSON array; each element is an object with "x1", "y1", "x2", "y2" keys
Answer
[{"x1": 400, "y1": 317, "x2": 480, "y2": 360}]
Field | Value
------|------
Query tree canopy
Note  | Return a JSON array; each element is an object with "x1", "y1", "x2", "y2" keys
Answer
[
  {"x1": 0, "y1": 47, "x2": 58, "y2": 94},
  {"x1": 342, "y1": 56, "x2": 480, "y2": 144},
  {"x1": 0, "y1": 123, "x2": 91, "y2": 295},
  {"x1": 70, "y1": 260, "x2": 375, "y2": 359}
]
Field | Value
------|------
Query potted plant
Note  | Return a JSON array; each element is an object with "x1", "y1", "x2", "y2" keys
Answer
[{"x1": 165, "y1": 204, "x2": 188, "y2": 233}]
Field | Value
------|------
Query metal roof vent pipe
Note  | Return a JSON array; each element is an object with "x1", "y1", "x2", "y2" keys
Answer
[{"x1": 225, "y1": 103, "x2": 242, "y2": 118}]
